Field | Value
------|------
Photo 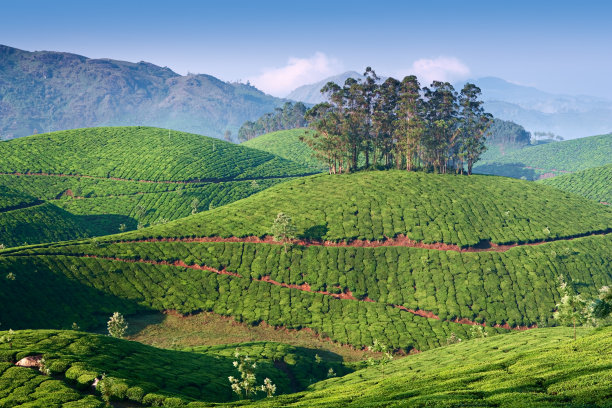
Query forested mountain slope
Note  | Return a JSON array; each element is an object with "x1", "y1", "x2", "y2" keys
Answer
[{"x1": 0, "y1": 44, "x2": 286, "y2": 139}]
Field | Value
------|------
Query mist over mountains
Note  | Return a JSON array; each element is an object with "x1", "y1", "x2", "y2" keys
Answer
[
  {"x1": 0, "y1": 45, "x2": 285, "y2": 140},
  {"x1": 287, "y1": 72, "x2": 612, "y2": 139}
]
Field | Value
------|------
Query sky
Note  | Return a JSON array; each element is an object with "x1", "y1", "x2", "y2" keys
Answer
[{"x1": 2, "y1": 0, "x2": 611, "y2": 98}]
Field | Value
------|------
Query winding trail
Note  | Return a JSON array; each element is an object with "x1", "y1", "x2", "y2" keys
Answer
[
  {"x1": 0, "y1": 171, "x2": 317, "y2": 185},
  {"x1": 120, "y1": 229, "x2": 612, "y2": 253},
  {"x1": 76, "y1": 253, "x2": 533, "y2": 331}
]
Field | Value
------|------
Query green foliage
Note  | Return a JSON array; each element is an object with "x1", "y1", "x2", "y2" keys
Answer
[
  {"x1": 243, "y1": 128, "x2": 326, "y2": 171},
  {"x1": 124, "y1": 172, "x2": 612, "y2": 247},
  {"x1": 484, "y1": 118, "x2": 531, "y2": 146},
  {"x1": 0, "y1": 330, "x2": 347, "y2": 406},
  {"x1": 0, "y1": 126, "x2": 314, "y2": 244},
  {"x1": 243, "y1": 326, "x2": 612, "y2": 407},
  {"x1": 239, "y1": 102, "x2": 308, "y2": 142},
  {"x1": 270, "y1": 212, "x2": 297, "y2": 252},
  {"x1": 475, "y1": 133, "x2": 612, "y2": 180},
  {"x1": 539, "y1": 163, "x2": 612, "y2": 203}
]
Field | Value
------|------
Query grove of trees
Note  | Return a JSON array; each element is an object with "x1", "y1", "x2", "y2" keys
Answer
[
  {"x1": 302, "y1": 68, "x2": 492, "y2": 175},
  {"x1": 238, "y1": 102, "x2": 308, "y2": 142}
]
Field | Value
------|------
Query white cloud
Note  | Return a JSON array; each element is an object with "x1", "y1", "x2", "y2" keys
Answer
[
  {"x1": 398, "y1": 57, "x2": 470, "y2": 86},
  {"x1": 249, "y1": 52, "x2": 342, "y2": 97}
]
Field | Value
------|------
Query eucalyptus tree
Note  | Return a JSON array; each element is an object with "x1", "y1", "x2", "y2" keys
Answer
[
  {"x1": 458, "y1": 83, "x2": 493, "y2": 175},
  {"x1": 373, "y1": 77, "x2": 400, "y2": 168},
  {"x1": 395, "y1": 75, "x2": 424, "y2": 171},
  {"x1": 422, "y1": 81, "x2": 459, "y2": 173}
]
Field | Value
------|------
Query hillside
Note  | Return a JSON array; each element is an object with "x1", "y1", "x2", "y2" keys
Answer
[
  {"x1": 0, "y1": 329, "x2": 349, "y2": 406},
  {"x1": 0, "y1": 327, "x2": 609, "y2": 407},
  {"x1": 1, "y1": 172, "x2": 610, "y2": 352},
  {"x1": 251, "y1": 326, "x2": 612, "y2": 407},
  {"x1": 539, "y1": 164, "x2": 612, "y2": 204},
  {"x1": 474, "y1": 133, "x2": 612, "y2": 179},
  {"x1": 243, "y1": 129, "x2": 325, "y2": 170},
  {"x1": 0, "y1": 186, "x2": 94, "y2": 247},
  {"x1": 0, "y1": 44, "x2": 287, "y2": 140},
  {"x1": 0, "y1": 127, "x2": 316, "y2": 244}
]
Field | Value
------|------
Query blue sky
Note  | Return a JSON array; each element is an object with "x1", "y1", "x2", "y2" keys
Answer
[{"x1": 2, "y1": 0, "x2": 611, "y2": 97}]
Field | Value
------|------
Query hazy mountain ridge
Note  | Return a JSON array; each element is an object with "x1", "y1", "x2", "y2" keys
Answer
[{"x1": 0, "y1": 45, "x2": 286, "y2": 139}]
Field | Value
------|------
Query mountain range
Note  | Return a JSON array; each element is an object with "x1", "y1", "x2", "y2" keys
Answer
[
  {"x1": 287, "y1": 72, "x2": 612, "y2": 139},
  {"x1": 0, "y1": 44, "x2": 286, "y2": 140}
]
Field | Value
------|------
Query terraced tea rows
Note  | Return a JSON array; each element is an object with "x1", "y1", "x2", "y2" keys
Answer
[
  {"x1": 0, "y1": 127, "x2": 315, "y2": 244},
  {"x1": 0, "y1": 330, "x2": 349, "y2": 406},
  {"x1": 474, "y1": 133, "x2": 612, "y2": 180},
  {"x1": 539, "y1": 163, "x2": 612, "y2": 204},
  {"x1": 121, "y1": 172, "x2": 612, "y2": 247},
  {"x1": 243, "y1": 129, "x2": 325, "y2": 171}
]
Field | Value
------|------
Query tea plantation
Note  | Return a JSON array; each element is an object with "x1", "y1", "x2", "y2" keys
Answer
[
  {"x1": 539, "y1": 163, "x2": 612, "y2": 204},
  {"x1": 121, "y1": 171, "x2": 612, "y2": 247},
  {"x1": 0, "y1": 127, "x2": 315, "y2": 243},
  {"x1": 243, "y1": 129, "x2": 325, "y2": 171},
  {"x1": 245, "y1": 326, "x2": 612, "y2": 407},
  {"x1": 0, "y1": 327, "x2": 609, "y2": 407},
  {"x1": 0, "y1": 329, "x2": 349, "y2": 406},
  {"x1": 474, "y1": 133, "x2": 612, "y2": 180},
  {"x1": 0, "y1": 186, "x2": 92, "y2": 247}
]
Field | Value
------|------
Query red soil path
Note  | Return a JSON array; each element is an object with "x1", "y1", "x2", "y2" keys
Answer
[
  {"x1": 123, "y1": 229, "x2": 611, "y2": 253},
  {"x1": 80, "y1": 254, "x2": 532, "y2": 331}
]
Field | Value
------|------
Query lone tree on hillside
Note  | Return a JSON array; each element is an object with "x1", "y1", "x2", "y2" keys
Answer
[
  {"x1": 228, "y1": 349, "x2": 276, "y2": 399},
  {"x1": 593, "y1": 286, "x2": 612, "y2": 321},
  {"x1": 107, "y1": 312, "x2": 128, "y2": 338},
  {"x1": 270, "y1": 212, "x2": 297, "y2": 253},
  {"x1": 224, "y1": 130, "x2": 232, "y2": 143},
  {"x1": 553, "y1": 275, "x2": 590, "y2": 340}
]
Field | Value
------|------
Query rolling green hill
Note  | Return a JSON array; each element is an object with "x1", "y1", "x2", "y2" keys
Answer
[
  {"x1": 539, "y1": 163, "x2": 612, "y2": 204},
  {"x1": 243, "y1": 129, "x2": 325, "y2": 171},
  {"x1": 1, "y1": 172, "x2": 610, "y2": 353},
  {"x1": 0, "y1": 327, "x2": 609, "y2": 407},
  {"x1": 0, "y1": 186, "x2": 95, "y2": 247},
  {"x1": 474, "y1": 133, "x2": 612, "y2": 180},
  {"x1": 0, "y1": 127, "x2": 316, "y2": 244},
  {"x1": 0, "y1": 329, "x2": 348, "y2": 406}
]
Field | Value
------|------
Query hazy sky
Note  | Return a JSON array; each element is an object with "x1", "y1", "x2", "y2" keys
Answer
[{"x1": 2, "y1": 0, "x2": 611, "y2": 98}]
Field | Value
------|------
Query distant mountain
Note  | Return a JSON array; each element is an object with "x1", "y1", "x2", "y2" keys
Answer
[
  {"x1": 0, "y1": 45, "x2": 286, "y2": 139},
  {"x1": 286, "y1": 71, "x2": 361, "y2": 104},
  {"x1": 288, "y1": 73, "x2": 612, "y2": 139},
  {"x1": 468, "y1": 77, "x2": 612, "y2": 139}
]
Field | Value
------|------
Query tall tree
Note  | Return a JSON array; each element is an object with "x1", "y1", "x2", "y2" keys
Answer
[
  {"x1": 422, "y1": 81, "x2": 459, "y2": 173},
  {"x1": 395, "y1": 75, "x2": 424, "y2": 171},
  {"x1": 373, "y1": 77, "x2": 400, "y2": 168},
  {"x1": 458, "y1": 83, "x2": 492, "y2": 175}
]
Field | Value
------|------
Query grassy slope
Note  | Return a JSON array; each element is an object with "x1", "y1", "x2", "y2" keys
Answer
[
  {"x1": 474, "y1": 133, "x2": 612, "y2": 180},
  {"x1": 0, "y1": 329, "x2": 348, "y2": 406},
  {"x1": 539, "y1": 163, "x2": 612, "y2": 204},
  {"x1": 0, "y1": 186, "x2": 93, "y2": 247},
  {"x1": 246, "y1": 326, "x2": 612, "y2": 408},
  {"x1": 243, "y1": 129, "x2": 325, "y2": 171},
  {"x1": 122, "y1": 171, "x2": 612, "y2": 247},
  {"x1": 1, "y1": 172, "x2": 610, "y2": 351},
  {"x1": 0, "y1": 127, "x2": 314, "y2": 244},
  {"x1": 1, "y1": 327, "x2": 609, "y2": 407}
]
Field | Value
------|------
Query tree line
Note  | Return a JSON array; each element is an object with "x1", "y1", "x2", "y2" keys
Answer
[
  {"x1": 302, "y1": 68, "x2": 492, "y2": 175},
  {"x1": 238, "y1": 102, "x2": 308, "y2": 142}
]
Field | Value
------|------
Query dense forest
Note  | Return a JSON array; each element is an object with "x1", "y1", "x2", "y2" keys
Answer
[
  {"x1": 238, "y1": 102, "x2": 309, "y2": 142},
  {"x1": 485, "y1": 118, "x2": 531, "y2": 145},
  {"x1": 302, "y1": 68, "x2": 492, "y2": 175}
]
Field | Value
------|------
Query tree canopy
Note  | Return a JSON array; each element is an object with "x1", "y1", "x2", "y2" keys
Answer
[
  {"x1": 302, "y1": 68, "x2": 492, "y2": 175},
  {"x1": 238, "y1": 102, "x2": 308, "y2": 142}
]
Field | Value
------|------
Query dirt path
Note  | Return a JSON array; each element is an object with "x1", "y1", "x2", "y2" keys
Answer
[
  {"x1": 0, "y1": 171, "x2": 316, "y2": 185},
  {"x1": 121, "y1": 229, "x2": 611, "y2": 253},
  {"x1": 78, "y1": 254, "x2": 531, "y2": 331}
]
